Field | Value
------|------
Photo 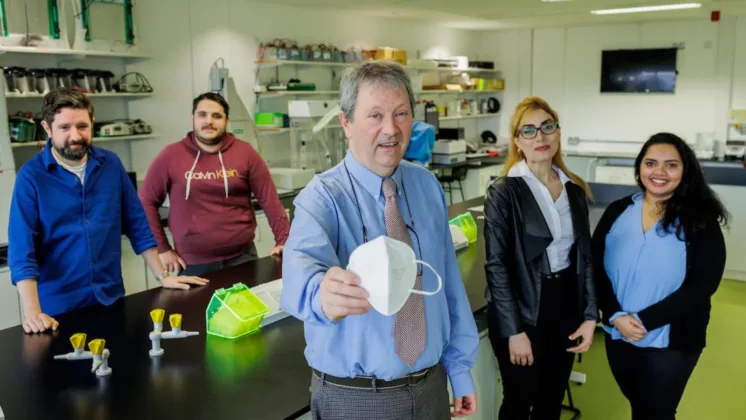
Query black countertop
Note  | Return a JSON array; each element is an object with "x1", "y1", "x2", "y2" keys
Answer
[{"x1": 0, "y1": 198, "x2": 490, "y2": 420}]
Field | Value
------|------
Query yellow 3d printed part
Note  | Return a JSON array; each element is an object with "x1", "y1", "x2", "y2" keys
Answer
[
  {"x1": 70, "y1": 333, "x2": 87, "y2": 350},
  {"x1": 88, "y1": 339, "x2": 105, "y2": 356},
  {"x1": 449, "y1": 212, "x2": 478, "y2": 243},
  {"x1": 150, "y1": 309, "x2": 165, "y2": 323},
  {"x1": 169, "y1": 314, "x2": 183, "y2": 329},
  {"x1": 206, "y1": 283, "x2": 269, "y2": 339}
]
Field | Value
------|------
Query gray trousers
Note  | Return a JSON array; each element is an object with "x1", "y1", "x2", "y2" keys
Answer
[
  {"x1": 178, "y1": 244, "x2": 258, "y2": 277},
  {"x1": 310, "y1": 364, "x2": 451, "y2": 420}
]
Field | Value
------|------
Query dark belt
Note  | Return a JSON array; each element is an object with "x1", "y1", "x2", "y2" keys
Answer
[{"x1": 312, "y1": 365, "x2": 436, "y2": 390}]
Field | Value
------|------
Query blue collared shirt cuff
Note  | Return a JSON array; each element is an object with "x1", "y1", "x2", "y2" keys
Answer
[
  {"x1": 609, "y1": 311, "x2": 627, "y2": 323},
  {"x1": 448, "y1": 371, "x2": 475, "y2": 399},
  {"x1": 311, "y1": 279, "x2": 338, "y2": 326}
]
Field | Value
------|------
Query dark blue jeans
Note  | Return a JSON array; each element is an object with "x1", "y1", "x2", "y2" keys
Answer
[{"x1": 178, "y1": 245, "x2": 258, "y2": 277}]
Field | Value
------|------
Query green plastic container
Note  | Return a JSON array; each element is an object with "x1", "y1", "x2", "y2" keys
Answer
[
  {"x1": 206, "y1": 283, "x2": 269, "y2": 339},
  {"x1": 449, "y1": 212, "x2": 478, "y2": 244},
  {"x1": 254, "y1": 112, "x2": 285, "y2": 127},
  {"x1": 9, "y1": 117, "x2": 37, "y2": 142}
]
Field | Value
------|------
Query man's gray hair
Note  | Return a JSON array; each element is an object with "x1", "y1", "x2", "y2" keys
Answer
[{"x1": 339, "y1": 61, "x2": 416, "y2": 122}]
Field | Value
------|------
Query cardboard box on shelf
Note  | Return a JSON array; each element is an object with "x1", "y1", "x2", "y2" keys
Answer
[
  {"x1": 420, "y1": 84, "x2": 470, "y2": 92},
  {"x1": 421, "y1": 71, "x2": 441, "y2": 86},
  {"x1": 372, "y1": 47, "x2": 408, "y2": 65}
]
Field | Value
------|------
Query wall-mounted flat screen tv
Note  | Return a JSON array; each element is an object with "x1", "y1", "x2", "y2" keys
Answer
[{"x1": 600, "y1": 48, "x2": 678, "y2": 93}]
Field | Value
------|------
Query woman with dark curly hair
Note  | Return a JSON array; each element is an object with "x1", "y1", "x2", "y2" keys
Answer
[{"x1": 593, "y1": 132, "x2": 729, "y2": 420}]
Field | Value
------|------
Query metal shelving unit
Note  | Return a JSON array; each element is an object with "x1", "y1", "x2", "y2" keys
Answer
[
  {"x1": 11, "y1": 134, "x2": 160, "y2": 148},
  {"x1": 254, "y1": 59, "x2": 501, "y2": 74},
  {"x1": 0, "y1": 46, "x2": 153, "y2": 173},
  {"x1": 6, "y1": 92, "x2": 153, "y2": 99},
  {"x1": 0, "y1": 45, "x2": 148, "y2": 59},
  {"x1": 440, "y1": 114, "x2": 499, "y2": 121},
  {"x1": 256, "y1": 90, "x2": 339, "y2": 100},
  {"x1": 257, "y1": 89, "x2": 503, "y2": 100}
]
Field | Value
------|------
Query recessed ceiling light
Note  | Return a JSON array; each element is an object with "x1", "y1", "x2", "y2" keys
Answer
[{"x1": 591, "y1": 3, "x2": 701, "y2": 15}]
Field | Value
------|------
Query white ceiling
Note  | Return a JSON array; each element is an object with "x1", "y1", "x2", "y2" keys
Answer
[{"x1": 255, "y1": 0, "x2": 746, "y2": 30}]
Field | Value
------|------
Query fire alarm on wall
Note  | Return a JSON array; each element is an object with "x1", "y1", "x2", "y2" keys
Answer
[{"x1": 711, "y1": 10, "x2": 721, "y2": 22}]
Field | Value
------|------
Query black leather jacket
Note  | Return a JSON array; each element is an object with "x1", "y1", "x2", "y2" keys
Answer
[{"x1": 483, "y1": 176, "x2": 598, "y2": 338}]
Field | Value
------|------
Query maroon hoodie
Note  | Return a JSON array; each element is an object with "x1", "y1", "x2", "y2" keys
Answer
[{"x1": 139, "y1": 132, "x2": 290, "y2": 265}]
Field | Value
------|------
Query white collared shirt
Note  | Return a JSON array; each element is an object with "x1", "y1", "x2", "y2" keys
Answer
[{"x1": 508, "y1": 160, "x2": 575, "y2": 272}]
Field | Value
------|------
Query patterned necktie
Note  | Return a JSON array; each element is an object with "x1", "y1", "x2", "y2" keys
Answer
[{"x1": 382, "y1": 178, "x2": 426, "y2": 368}]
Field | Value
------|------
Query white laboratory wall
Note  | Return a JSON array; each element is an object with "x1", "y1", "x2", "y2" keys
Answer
[
  {"x1": 478, "y1": 18, "x2": 746, "y2": 149},
  {"x1": 477, "y1": 29, "x2": 533, "y2": 143},
  {"x1": 548, "y1": 20, "x2": 721, "y2": 144},
  {"x1": 733, "y1": 17, "x2": 746, "y2": 110},
  {"x1": 5, "y1": 0, "x2": 48, "y2": 35},
  {"x1": 126, "y1": 0, "x2": 484, "y2": 177},
  {"x1": 531, "y1": 28, "x2": 566, "y2": 121}
]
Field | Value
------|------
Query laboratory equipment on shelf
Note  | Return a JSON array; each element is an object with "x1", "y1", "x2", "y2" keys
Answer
[
  {"x1": 54, "y1": 333, "x2": 112, "y2": 376},
  {"x1": 289, "y1": 99, "x2": 339, "y2": 171},
  {"x1": 148, "y1": 309, "x2": 199, "y2": 357},
  {"x1": 725, "y1": 109, "x2": 746, "y2": 161},
  {"x1": 208, "y1": 58, "x2": 261, "y2": 151},
  {"x1": 432, "y1": 140, "x2": 467, "y2": 165}
]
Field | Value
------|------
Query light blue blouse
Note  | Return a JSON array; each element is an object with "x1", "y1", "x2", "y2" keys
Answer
[{"x1": 603, "y1": 193, "x2": 687, "y2": 348}]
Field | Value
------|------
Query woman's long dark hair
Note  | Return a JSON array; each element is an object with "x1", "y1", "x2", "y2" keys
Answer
[{"x1": 635, "y1": 132, "x2": 729, "y2": 240}]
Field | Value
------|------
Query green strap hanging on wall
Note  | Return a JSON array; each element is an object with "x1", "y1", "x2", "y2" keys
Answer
[
  {"x1": 124, "y1": 0, "x2": 133, "y2": 45},
  {"x1": 80, "y1": 0, "x2": 92, "y2": 42},
  {"x1": 48, "y1": 0, "x2": 61, "y2": 39},
  {"x1": 0, "y1": 0, "x2": 8, "y2": 37},
  {"x1": 80, "y1": 0, "x2": 135, "y2": 45}
]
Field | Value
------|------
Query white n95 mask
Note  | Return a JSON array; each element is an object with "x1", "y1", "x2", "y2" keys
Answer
[{"x1": 346, "y1": 235, "x2": 442, "y2": 316}]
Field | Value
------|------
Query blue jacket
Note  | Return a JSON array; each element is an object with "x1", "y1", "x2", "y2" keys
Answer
[{"x1": 8, "y1": 141, "x2": 157, "y2": 316}]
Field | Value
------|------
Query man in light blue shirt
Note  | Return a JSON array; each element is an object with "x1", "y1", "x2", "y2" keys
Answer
[{"x1": 281, "y1": 61, "x2": 479, "y2": 419}]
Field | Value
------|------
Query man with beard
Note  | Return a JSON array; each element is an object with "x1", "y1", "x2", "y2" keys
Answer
[
  {"x1": 8, "y1": 88, "x2": 208, "y2": 334},
  {"x1": 139, "y1": 92, "x2": 289, "y2": 276}
]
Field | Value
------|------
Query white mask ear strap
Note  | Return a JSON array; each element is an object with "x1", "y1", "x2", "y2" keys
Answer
[{"x1": 409, "y1": 260, "x2": 442, "y2": 296}]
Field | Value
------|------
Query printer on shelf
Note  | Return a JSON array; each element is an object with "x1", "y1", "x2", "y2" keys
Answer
[
  {"x1": 432, "y1": 127, "x2": 467, "y2": 165},
  {"x1": 432, "y1": 140, "x2": 467, "y2": 165}
]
